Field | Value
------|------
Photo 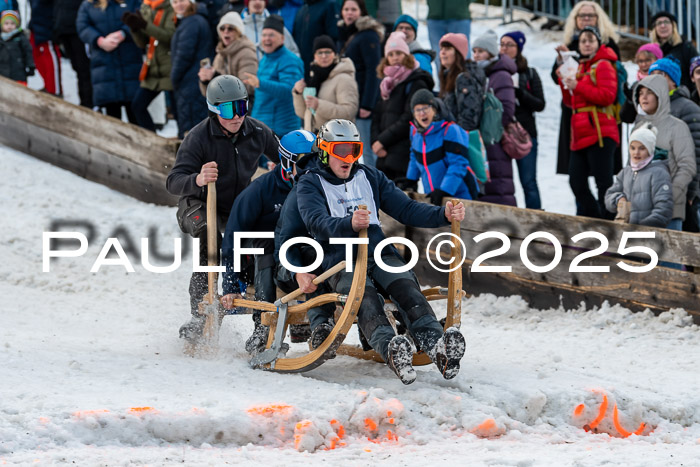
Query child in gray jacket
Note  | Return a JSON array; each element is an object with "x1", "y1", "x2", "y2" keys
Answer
[{"x1": 605, "y1": 124, "x2": 673, "y2": 227}]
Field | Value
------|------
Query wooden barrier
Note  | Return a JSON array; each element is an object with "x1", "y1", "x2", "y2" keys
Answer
[
  {"x1": 0, "y1": 76, "x2": 180, "y2": 205},
  {"x1": 383, "y1": 197, "x2": 700, "y2": 322}
]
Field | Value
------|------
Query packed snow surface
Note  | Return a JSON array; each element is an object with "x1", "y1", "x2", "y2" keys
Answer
[{"x1": 4, "y1": 7, "x2": 700, "y2": 467}]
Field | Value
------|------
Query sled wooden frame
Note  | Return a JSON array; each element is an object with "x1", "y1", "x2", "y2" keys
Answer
[{"x1": 233, "y1": 206, "x2": 465, "y2": 372}]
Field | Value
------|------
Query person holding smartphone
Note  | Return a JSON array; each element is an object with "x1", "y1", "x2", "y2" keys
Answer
[{"x1": 292, "y1": 35, "x2": 358, "y2": 133}]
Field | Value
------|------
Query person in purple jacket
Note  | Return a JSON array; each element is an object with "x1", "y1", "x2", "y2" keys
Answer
[{"x1": 472, "y1": 29, "x2": 516, "y2": 207}]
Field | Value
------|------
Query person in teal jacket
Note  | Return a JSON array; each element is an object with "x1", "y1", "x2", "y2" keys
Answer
[
  {"x1": 405, "y1": 89, "x2": 479, "y2": 205},
  {"x1": 245, "y1": 14, "x2": 303, "y2": 136}
]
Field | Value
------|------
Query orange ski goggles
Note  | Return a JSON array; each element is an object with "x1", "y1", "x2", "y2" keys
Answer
[{"x1": 317, "y1": 140, "x2": 363, "y2": 163}]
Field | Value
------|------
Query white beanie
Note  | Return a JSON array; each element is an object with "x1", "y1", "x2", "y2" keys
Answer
[
  {"x1": 218, "y1": 11, "x2": 244, "y2": 35},
  {"x1": 629, "y1": 123, "x2": 657, "y2": 156}
]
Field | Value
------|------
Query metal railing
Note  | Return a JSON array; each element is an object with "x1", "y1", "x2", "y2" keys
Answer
[{"x1": 504, "y1": 0, "x2": 699, "y2": 46}]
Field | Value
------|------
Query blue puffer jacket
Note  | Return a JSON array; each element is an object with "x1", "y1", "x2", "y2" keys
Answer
[
  {"x1": 29, "y1": 0, "x2": 54, "y2": 43},
  {"x1": 407, "y1": 120, "x2": 478, "y2": 200},
  {"x1": 297, "y1": 163, "x2": 449, "y2": 271},
  {"x1": 221, "y1": 167, "x2": 293, "y2": 294},
  {"x1": 76, "y1": 0, "x2": 141, "y2": 106},
  {"x1": 250, "y1": 45, "x2": 303, "y2": 136},
  {"x1": 170, "y1": 5, "x2": 213, "y2": 138}
]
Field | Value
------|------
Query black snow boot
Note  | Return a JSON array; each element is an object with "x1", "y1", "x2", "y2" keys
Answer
[
  {"x1": 309, "y1": 322, "x2": 335, "y2": 356},
  {"x1": 179, "y1": 315, "x2": 206, "y2": 340},
  {"x1": 245, "y1": 313, "x2": 269, "y2": 355},
  {"x1": 387, "y1": 335, "x2": 417, "y2": 385},
  {"x1": 428, "y1": 327, "x2": 465, "y2": 380},
  {"x1": 289, "y1": 323, "x2": 312, "y2": 343}
]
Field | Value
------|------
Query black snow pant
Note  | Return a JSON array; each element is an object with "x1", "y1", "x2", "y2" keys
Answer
[
  {"x1": 57, "y1": 33, "x2": 93, "y2": 108},
  {"x1": 569, "y1": 138, "x2": 616, "y2": 220},
  {"x1": 276, "y1": 246, "x2": 335, "y2": 330},
  {"x1": 190, "y1": 228, "x2": 223, "y2": 316},
  {"x1": 328, "y1": 252, "x2": 444, "y2": 361}
]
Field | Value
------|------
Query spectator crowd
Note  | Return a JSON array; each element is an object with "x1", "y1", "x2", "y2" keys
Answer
[{"x1": 1, "y1": 0, "x2": 699, "y2": 234}]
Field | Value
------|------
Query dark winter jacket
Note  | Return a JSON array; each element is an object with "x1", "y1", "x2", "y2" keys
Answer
[
  {"x1": 217, "y1": 0, "x2": 245, "y2": 19},
  {"x1": 514, "y1": 66, "x2": 545, "y2": 139},
  {"x1": 201, "y1": 0, "x2": 226, "y2": 46},
  {"x1": 76, "y1": 0, "x2": 142, "y2": 106},
  {"x1": 632, "y1": 75, "x2": 696, "y2": 220},
  {"x1": 658, "y1": 38, "x2": 699, "y2": 90},
  {"x1": 249, "y1": 44, "x2": 304, "y2": 136},
  {"x1": 605, "y1": 161, "x2": 674, "y2": 227},
  {"x1": 0, "y1": 29, "x2": 34, "y2": 82},
  {"x1": 668, "y1": 86, "x2": 700, "y2": 202},
  {"x1": 128, "y1": 0, "x2": 176, "y2": 92},
  {"x1": 274, "y1": 156, "x2": 323, "y2": 270},
  {"x1": 296, "y1": 163, "x2": 449, "y2": 271},
  {"x1": 166, "y1": 115, "x2": 280, "y2": 217},
  {"x1": 170, "y1": 5, "x2": 213, "y2": 138},
  {"x1": 481, "y1": 54, "x2": 517, "y2": 206},
  {"x1": 293, "y1": 0, "x2": 338, "y2": 78},
  {"x1": 407, "y1": 119, "x2": 478, "y2": 200},
  {"x1": 444, "y1": 61, "x2": 486, "y2": 132},
  {"x1": 371, "y1": 67, "x2": 434, "y2": 178},
  {"x1": 338, "y1": 15, "x2": 383, "y2": 112},
  {"x1": 221, "y1": 167, "x2": 292, "y2": 294},
  {"x1": 692, "y1": 88, "x2": 700, "y2": 106},
  {"x1": 53, "y1": 0, "x2": 82, "y2": 37},
  {"x1": 559, "y1": 44, "x2": 619, "y2": 151},
  {"x1": 29, "y1": 0, "x2": 54, "y2": 43}
]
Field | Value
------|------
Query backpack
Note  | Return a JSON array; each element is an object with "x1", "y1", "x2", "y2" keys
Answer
[
  {"x1": 590, "y1": 60, "x2": 629, "y2": 123},
  {"x1": 479, "y1": 78, "x2": 504, "y2": 145}
]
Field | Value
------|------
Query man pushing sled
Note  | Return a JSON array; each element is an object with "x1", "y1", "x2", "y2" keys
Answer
[{"x1": 296, "y1": 119, "x2": 466, "y2": 384}]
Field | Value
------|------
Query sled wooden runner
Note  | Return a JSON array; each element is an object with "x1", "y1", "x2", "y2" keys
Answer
[{"x1": 249, "y1": 226, "x2": 369, "y2": 372}]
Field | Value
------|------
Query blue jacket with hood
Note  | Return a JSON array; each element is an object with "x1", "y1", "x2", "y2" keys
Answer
[{"x1": 408, "y1": 119, "x2": 478, "y2": 200}]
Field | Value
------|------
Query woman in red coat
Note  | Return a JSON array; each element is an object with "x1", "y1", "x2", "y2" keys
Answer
[{"x1": 559, "y1": 25, "x2": 619, "y2": 219}]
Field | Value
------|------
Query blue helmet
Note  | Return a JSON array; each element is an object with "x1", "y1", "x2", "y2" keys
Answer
[{"x1": 279, "y1": 130, "x2": 316, "y2": 174}]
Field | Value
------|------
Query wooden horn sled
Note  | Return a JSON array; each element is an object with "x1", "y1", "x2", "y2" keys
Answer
[{"x1": 194, "y1": 202, "x2": 467, "y2": 372}]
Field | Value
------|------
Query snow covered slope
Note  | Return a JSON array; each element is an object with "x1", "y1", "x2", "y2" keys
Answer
[{"x1": 2, "y1": 143, "x2": 699, "y2": 465}]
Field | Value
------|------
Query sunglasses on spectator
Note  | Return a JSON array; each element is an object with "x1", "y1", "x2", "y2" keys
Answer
[
  {"x1": 576, "y1": 13, "x2": 597, "y2": 19},
  {"x1": 314, "y1": 50, "x2": 335, "y2": 56},
  {"x1": 219, "y1": 25, "x2": 237, "y2": 32},
  {"x1": 654, "y1": 19, "x2": 672, "y2": 27},
  {"x1": 207, "y1": 99, "x2": 248, "y2": 119},
  {"x1": 500, "y1": 42, "x2": 517, "y2": 48}
]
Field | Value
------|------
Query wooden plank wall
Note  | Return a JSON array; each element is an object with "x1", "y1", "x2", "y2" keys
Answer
[
  {"x1": 382, "y1": 198, "x2": 700, "y2": 322},
  {"x1": 0, "y1": 77, "x2": 179, "y2": 206}
]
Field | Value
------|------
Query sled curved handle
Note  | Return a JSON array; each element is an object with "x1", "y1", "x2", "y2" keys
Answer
[{"x1": 277, "y1": 260, "x2": 347, "y2": 305}]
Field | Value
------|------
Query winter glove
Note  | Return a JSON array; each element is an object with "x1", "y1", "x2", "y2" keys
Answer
[
  {"x1": 122, "y1": 11, "x2": 147, "y2": 32},
  {"x1": 615, "y1": 197, "x2": 631, "y2": 223},
  {"x1": 26, "y1": 67, "x2": 35, "y2": 77},
  {"x1": 394, "y1": 177, "x2": 418, "y2": 192},
  {"x1": 428, "y1": 189, "x2": 450, "y2": 206}
]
